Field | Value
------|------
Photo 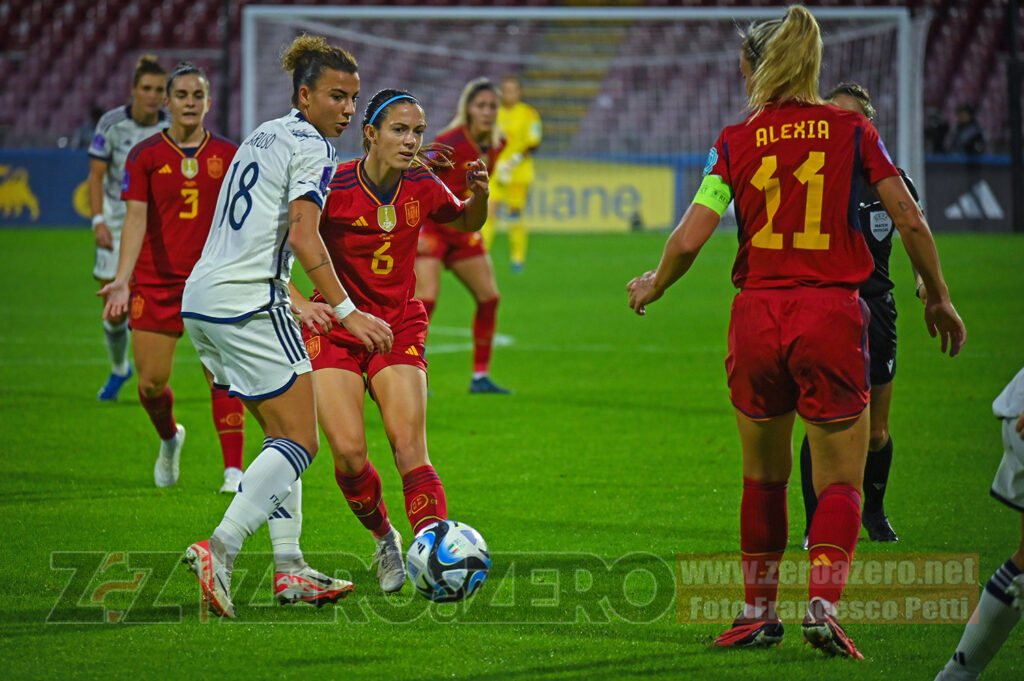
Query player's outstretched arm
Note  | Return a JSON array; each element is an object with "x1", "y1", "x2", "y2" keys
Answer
[
  {"x1": 96, "y1": 199, "x2": 147, "y2": 320},
  {"x1": 445, "y1": 160, "x2": 490, "y2": 233},
  {"x1": 875, "y1": 175, "x2": 966, "y2": 357},
  {"x1": 627, "y1": 202, "x2": 720, "y2": 316},
  {"x1": 287, "y1": 197, "x2": 393, "y2": 353}
]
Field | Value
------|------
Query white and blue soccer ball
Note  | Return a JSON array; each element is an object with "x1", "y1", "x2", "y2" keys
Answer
[{"x1": 406, "y1": 520, "x2": 490, "y2": 602}]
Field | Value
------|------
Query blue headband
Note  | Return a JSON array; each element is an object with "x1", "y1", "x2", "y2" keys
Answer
[{"x1": 368, "y1": 94, "x2": 418, "y2": 126}]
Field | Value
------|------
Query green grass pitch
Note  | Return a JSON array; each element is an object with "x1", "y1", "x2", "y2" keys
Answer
[{"x1": 1, "y1": 227, "x2": 1022, "y2": 680}]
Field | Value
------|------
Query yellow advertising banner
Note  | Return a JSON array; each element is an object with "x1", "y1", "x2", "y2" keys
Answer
[{"x1": 518, "y1": 158, "x2": 675, "y2": 233}]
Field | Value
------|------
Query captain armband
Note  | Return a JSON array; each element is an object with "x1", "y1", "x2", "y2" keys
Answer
[{"x1": 692, "y1": 174, "x2": 733, "y2": 217}]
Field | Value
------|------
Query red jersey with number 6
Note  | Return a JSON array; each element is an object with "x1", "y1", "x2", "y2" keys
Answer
[
  {"x1": 704, "y1": 102, "x2": 899, "y2": 290},
  {"x1": 122, "y1": 131, "x2": 237, "y2": 287},
  {"x1": 319, "y1": 158, "x2": 464, "y2": 326}
]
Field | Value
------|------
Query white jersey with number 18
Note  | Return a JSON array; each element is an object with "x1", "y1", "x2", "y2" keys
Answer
[{"x1": 182, "y1": 109, "x2": 337, "y2": 322}]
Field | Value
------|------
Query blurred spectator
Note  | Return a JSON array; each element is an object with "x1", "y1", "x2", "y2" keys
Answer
[
  {"x1": 70, "y1": 105, "x2": 104, "y2": 150},
  {"x1": 924, "y1": 107, "x2": 948, "y2": 153},
  {"x1": 949, "y1": 104, "x2": 985, "y2": 155}
]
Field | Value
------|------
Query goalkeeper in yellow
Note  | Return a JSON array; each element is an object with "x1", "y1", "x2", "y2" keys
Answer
[{"x1": 485, "y1": 75, "x2": 542, "y2": 272}]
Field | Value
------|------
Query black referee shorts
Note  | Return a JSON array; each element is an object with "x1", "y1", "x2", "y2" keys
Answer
[{"x1": 864, "y1": 292, "x2": 897, "y2": 386}]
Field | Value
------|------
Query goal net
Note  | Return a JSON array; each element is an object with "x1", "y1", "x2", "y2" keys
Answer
[{"x1": 242, "y1": 6, "x2": 927, "y2": 232}]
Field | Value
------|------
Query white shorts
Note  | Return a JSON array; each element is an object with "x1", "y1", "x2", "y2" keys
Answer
[
  {"x1": 991, "y1": 418, "x2": 1024, "y2": 512},
  {"x1": 93, "y1": 243, "x2": 119, "y2": 280},
  {"x1": 183, "y1": 305, "x2": 311, "y2": 400}
]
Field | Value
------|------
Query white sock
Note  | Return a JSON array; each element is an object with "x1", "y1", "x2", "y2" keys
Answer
[
  {"x1": 743, "y1": 603, "x2": 768, "y2": 620},
  {"x1": 103, "y1": 319, "x2": 130, "y2": 375},
  {"x1": 213, "y1": 438, "x2": 312, "y2": 564},
  {"x1": 937, "y1": 559, "x2": 1021, "y2": 681},
  {"x1": 269, "y1": 478, "x2": 305, "y2": 572},
  {"x1": 472, "y1": 371, "x2": 487, "y2": 380},
  {"x1": 807, "y1": 595, "x2": 836, "y2": 618}
]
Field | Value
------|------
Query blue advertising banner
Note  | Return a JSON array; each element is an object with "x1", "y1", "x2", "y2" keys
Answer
[{"x1": 0, "y1": 149, "x2": 90, "y2": 227}]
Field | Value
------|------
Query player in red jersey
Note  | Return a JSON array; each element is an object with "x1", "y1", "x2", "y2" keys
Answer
[
  {"x1": 627, "y1": 6, "x2": 965, "y2": 658},
  {"x1": 414, "y1": 78, "x2": 510, "y2": 394},
  {"x1": 290, "y1": 89, "x2": 489, "y2": 593},
  {"x1": 98, "y1": 63, "x2": 246, "y2": 493}
]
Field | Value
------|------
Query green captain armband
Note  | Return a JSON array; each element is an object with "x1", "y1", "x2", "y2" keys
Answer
[{"x1": 692, "y1": 174, "x2": 733, "y2": 217}]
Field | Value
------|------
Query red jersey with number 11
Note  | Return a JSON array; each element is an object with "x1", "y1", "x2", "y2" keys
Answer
[
  {"x1": 319, "y1": 158, "x2": 464, "y2": 325},
  {"x1": 704, "y1": 102, "x2": 899, "y2": 290},
  {"x1": 122, "y1": 131, "x2": 237, "y2": 287}
]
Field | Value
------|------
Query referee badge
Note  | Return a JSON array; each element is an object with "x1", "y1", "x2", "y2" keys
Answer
[
  {"x1": 870, "y1": 210, "x2": 893, "y2": 240},
  {"x1": 377, "y1": 205, "x2": 397, "y2": 232},
  {"x1": 180, "y1": 158, "x2": 198, "y2": 179}
]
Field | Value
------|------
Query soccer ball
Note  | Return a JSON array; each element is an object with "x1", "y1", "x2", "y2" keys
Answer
[{"x1": 406, "y1": 520, "x2": 490, "y2": 602}]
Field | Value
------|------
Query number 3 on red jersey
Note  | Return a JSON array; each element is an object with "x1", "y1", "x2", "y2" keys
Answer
[{"x1": 750, "y1": 151, "x2": 830, "y2": 251}]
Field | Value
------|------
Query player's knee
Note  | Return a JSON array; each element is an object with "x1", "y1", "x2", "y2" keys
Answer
[
  {"x1": 869, "y1": 427, "x2": 890, "y2": 452},
  {"x1": 391, "y1": 438, "x2": 428, "y2": 473},
  {"x1": 327, "y1": 434, "x2": 367, "y2": 471},
  {"x1": 138, "y1": 377, "x2": 168, "y2": 398}
]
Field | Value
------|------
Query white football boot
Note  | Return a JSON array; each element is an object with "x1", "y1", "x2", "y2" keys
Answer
[
  {"x1": 182, "y1": 539, "x2": 235, "y2": 618},
  {"x1": 372, "y1": 527, "x2": 406, "y2": 593},
  {"x1": 274, "y1": 565, "x2": 354, "y2": 606},
  {"x1": 154, "y1": 424, "x2": 185, "y2": 487},
  {"x1": 219, "y1": 466, "x2": 243, "y2": 494}
]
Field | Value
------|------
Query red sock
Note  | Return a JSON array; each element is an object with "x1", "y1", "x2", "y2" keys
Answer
[
  {"x1": 210, "y1": 387, "x2": 244, "y2": 470},
  {"x1": 139, "y1": 386, "x2": 177, "y2": 440},
  {"x1": 808, "y1": 483, "x2": 862, "y2": 606},
  {"x1": 472, "y1": 297, "x2": 498, "y2": 375},
  {"x1": 740, "y1": 477, "x2": 788, "y2": 615},
  {"x1": 335, "y1": 462, "x2": 392, "y2": 538},
  {"x1": 422, "y1": 299, "x2": 436, "y2": 321},
  {"x1": 401, "y1": 465, "x2": 447, "y2": 535}
]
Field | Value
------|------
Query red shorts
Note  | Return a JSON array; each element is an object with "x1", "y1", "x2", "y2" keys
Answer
[
  {"x1": 418, "y1": 221, "x2": 486, "y2": 268},
  {"x1": 129, "y1": 284, "x2": 184, "y2": 334},
  {"x1": 304, "y1": 300, "x2": 428, "y2": 380},
  {"x1": 726, "y1": 287, "x2": 869, "y2": 423}
]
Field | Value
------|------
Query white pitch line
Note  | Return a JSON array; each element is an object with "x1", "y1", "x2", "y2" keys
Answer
[{"x1": 425, "y1": 326, "x2": 514, "y2": 354}]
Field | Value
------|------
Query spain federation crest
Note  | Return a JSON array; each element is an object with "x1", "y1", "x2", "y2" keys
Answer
[
  {"x1": 181, "y1": 158, "x2": 198, "y2": 179},
  {"x1": 377, "y1": 204, "x2": 397, "y2": 232},
  {"x1": 206, "y1": 155, "x2": 223, "y2": 179},
  {"x1": 404, "y1": 200, "x2": 420, "y2": 228}
]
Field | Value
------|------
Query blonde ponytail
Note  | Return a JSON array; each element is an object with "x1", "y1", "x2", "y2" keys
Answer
[{"x1": 743, "y1": 5, "x2": 824, "y2": 111}]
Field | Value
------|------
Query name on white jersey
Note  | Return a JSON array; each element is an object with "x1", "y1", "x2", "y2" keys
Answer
[{"x1": 245, "y1": 132, "x2": 277, "y2": 150}]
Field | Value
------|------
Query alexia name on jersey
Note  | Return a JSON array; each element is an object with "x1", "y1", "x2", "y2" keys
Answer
[{"x1": 755, "y1": 120, "x2": 831, "y2": 148}]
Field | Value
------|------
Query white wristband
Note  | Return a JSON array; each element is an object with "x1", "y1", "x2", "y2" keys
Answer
[
  {"x1": 92, "y1": 215, "x2": 105, "y2": 227},
  {"x1": 333, "y1": 298, "x2": 357, "y2": 320}
]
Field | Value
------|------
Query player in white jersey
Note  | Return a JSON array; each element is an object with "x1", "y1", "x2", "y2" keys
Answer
[
  {"x1": 88, "y1": 55, "x2": 170, "y2": 401},
  {"x1": 934, "y1": 367, "x2": 1024, "y2": 681},
  {"x1": 180, "y1": 35, "x2": 393, "y2": 618}
]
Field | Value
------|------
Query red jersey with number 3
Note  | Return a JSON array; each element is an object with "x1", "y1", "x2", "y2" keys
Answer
[
  {"x1": 704, "y1": 102, "x2": 899, "y2": 290},
  {"x1": 122, "y1": 131, "x2": 237, "y2": 287},
  {"x1": 319, "y1": 158, "x2": 464, "y2": 326}
]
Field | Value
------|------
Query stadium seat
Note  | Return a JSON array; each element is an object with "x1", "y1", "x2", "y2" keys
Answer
[{"x1": 0, "y1": 0, "x2": 1019, "y2": 150}]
